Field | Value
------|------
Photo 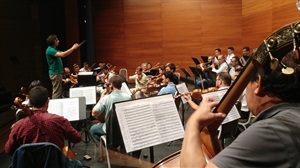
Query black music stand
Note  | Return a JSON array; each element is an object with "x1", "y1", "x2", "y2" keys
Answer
[
  {"x1": 189, "y1": 67, "x2": 207, "y2": 88},
  {"x1": 191, "y1": 57, "x2": 201, "y2": 66},
  {"x1": 200, "y1": 56, "x2": 209, "y2": 63},
  {"x1": 180, "y1": 68, "x2": 192, "y2": 86}
]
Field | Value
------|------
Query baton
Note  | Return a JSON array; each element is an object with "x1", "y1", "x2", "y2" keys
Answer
[{"x1": 78, "y1": 40, "x2": 86, "y2": 47}]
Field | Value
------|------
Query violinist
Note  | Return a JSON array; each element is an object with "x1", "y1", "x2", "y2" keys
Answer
[
  {"x1": 79, "y1": 62, "x2": 91, "y2": 72},
  {"x1": 182, "y1": 72, "x2": 231, "y2": 112},
  {"x1": 15, "y1": 80, "x2": 44, "y2": 121},
  {"x1": 196, "y1": 56, "x2": 218, "y2": 89},
  {"x1": 5, "y1": 86, "x2": 83, "y2": 167},
  {"x1": 165, "y1": 63, "x2": 179, "y2": 84},
  {"x1": 71, "y1": 63, "x2": 80, "y2": 79},
  {"x1": 90, "y1": 75, "x2": 131, "y2": 141},
  {"x1": 157, "y1": 71, "x2": 177, "y2": 96},
  {"x1": 96, "y1": 64, "x2": 115, "y2": 87},
  {"x1": 181, "y1": 51, "x2": 300, "y2": 167},
  {"x1": 129, "y1": 66, "x2": 148, "y2": 99},
  {"x1": 62, "y1": 67, "x2": 78, "y2": 98}
]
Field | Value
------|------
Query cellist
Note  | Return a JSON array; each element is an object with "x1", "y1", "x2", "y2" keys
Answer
[{"x1": 180, "y1": 51, "x2": 300, "y2": 167}]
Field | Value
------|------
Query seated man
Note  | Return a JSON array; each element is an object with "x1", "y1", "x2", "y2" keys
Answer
[
  {"x1": 157, "y1": 71, "x2": 177, "y2": 96},
  {"x1": 5, "y1": 86, "x2": 82, "y2": 167},
  {"x1": 90, "y1": 75, "x2": 131, "y2": 141},
  {"x1": 129, "y1": 66, "x2": 148, "y2": 99}
]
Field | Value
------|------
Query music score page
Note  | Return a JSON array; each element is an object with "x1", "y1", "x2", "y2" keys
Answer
[{"x1": 114, "y1": 94, "x2": 184, "y2": 153}]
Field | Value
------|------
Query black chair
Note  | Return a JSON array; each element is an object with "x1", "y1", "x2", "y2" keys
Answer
[{"x1": 11, "y1": 142, "x2": 81, "y2": 168}]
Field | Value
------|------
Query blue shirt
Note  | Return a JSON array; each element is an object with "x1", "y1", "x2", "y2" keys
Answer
[{"x1": 157, "y1": 82, "x2": 176, "y2": 96}]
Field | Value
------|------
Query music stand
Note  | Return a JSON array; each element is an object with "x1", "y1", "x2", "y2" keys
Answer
[
  {"x1": 200, "y1": 56, "x2": 209, "y2": 63},
  {"x1": 180, "y1": 68, "x2": 192, "y2": 85},
  {"x1": 189, "y1": 67, "x2": 206, "y2": 79},
  {"x1": 77, "y1": 72, "x2": 96, "y2": 87},
  {"x1": 191, "y1": 57, "x2": 201, "y2": 66}
]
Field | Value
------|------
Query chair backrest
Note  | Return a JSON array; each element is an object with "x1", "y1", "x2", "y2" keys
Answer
[
  {"x1": 11, "y1": 142, "x2": 69, "y2": 168},
  {"x1": 119, "y1": 68, "x2": 128, "y2": 82},
  {"x1": 106, "y1": 109, "x2": 124, "y2": 150}
]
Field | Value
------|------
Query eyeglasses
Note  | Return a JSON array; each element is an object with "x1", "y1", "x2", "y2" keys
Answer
[{"x1": 216, "y1": 78, "x2": 221, "y2": 80}]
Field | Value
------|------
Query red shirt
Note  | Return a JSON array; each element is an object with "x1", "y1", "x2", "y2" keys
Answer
[{"x1": 5, "y1": 110, "x2": 81, "y2": 155}]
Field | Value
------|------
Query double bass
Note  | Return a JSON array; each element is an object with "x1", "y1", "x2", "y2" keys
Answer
[{"x1": 153, "y1": 21, "x2": 300, "y2": 167}]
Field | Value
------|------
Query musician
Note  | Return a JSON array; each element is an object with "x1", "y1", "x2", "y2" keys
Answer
[
  {"x1": 71, "y1": 64, "x2": 80, "y2": 79},
  {"x1": 165, "y1": 63, "x2": 179, "y2": 84},
  {"x1": 96, "y1": 64, "x2": 115, "y2": 87},
  {"x1": 129, "y1": 66, "x2": 148, "y2": 98},
  {"x1": 5, "y1": 86, "x2": 82, "y2": 167},
  {"x1": 45, "y1": 34, "x2": 79, "y2": 99},
  {"x1": 79, "y1": 62, "x2": 91, "y2": 72},
  {"x1": 157, "y1": 71, "x2": 177, "y2": 96},
  {"x1": 15, "y1": 80, "x2": 44, "y2": 121},
  {"x1": 90, "y1": 75, "x2": 131, "y2": 141},
  {"x1": 240, "y1": 46, "x2": 251, "y2": 66},
  {"x1": 180, "y1": 51, "x2": 300, "y2": 167},
  {"x1": 196, "y1": 56, "x2": 218, "y2": 89},
  {"x1": 228, "y1": 56, "x2": 242, "y2": 80},
  {"x1": 62, "y1": 67, "x2": 77, "y2": 98},
  {"x1": 214, "y1": 48, "x2": 222, "y2": 57},
  {"x1": 212, "y1": 55, "x2": 229, "y2": 74},
  {"x1": 225, "y1": 47, "x2": 235, "y2": 66}
]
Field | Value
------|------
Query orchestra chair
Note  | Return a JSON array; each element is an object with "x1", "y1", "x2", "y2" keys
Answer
[
  {"x1": 10, "y1": 142, "x2": 81, "y2": 168},
  {"x1": 238, "y1": 111, "x2": 252, "y2": 131},
  {"x1": 119, "y1": 68, "x2": 128, "y2": 82}
]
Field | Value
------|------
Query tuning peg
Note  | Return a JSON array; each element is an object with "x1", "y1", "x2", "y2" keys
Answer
[{"x1": 280, "y1": 62, "x2": 295, "y2": 75}]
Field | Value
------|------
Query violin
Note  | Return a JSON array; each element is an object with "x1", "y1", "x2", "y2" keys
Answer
[{"x1": 190, "y1": 87, "x2": 219, "y2": 100}]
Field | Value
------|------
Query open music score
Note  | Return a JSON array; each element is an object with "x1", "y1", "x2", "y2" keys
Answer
[
  {"x1": 201, "y1": 89, "x2": 240, "y2": 124},
  {"x1": 175, "y1": 83, "x2": 190, "y2": 104},
  {"x1": 47, "y1": 97, "x2": 86, "y2": 121},
  {"x1": 70, "y1": 86, "x2": 96, "y2": 105},
  {"x1": 121, "y1": 82, "x2": 132, "y2": 97},
  {"x1": 114, "y1": 94, "x2": 184, "y2": 153}
]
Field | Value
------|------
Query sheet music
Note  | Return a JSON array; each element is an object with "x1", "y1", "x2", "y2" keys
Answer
[
  {"x1": 201, "y1": 89, "x2": 240, "y2": 124},
  {"x1": 70, "y1": 86, "x2": 96, "y2": 105},
  {"x1": 121, "y1": 82, "x2": 132, "y2": 96},
  {"x1": 47, "y1": 97, "x2": 86, "y2": 121},
  {"x1": 78, "y1": 71, "x2": 93, "y2": 75},
  {"x1": 175, "y1": 83, "x2": 190, "y2": 104},
  {"x1": 114, "y1": 94, "x2": 184, "y2": 153}
]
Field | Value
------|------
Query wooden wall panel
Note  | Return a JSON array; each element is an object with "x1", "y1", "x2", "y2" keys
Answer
[
  {"x1": 242, "y1": 0, "x2": 300, "y2": 54},
  {"x1": 92, "y1": 0, "x2": 242, "y2": 76},
  {"x1": 92, "y1": 0, "x2": 300, "y2": 78},
  {"x1": 124, "y1": 0, "x2": 162, "y2": 75},
  {"x1": 92, "y1": 0, "x2": 126, "y2": 70}
]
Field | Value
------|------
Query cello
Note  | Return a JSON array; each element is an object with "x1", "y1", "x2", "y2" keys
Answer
[{"x1": 153, "y1": 21, "x2": 300, "y2": 167}]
